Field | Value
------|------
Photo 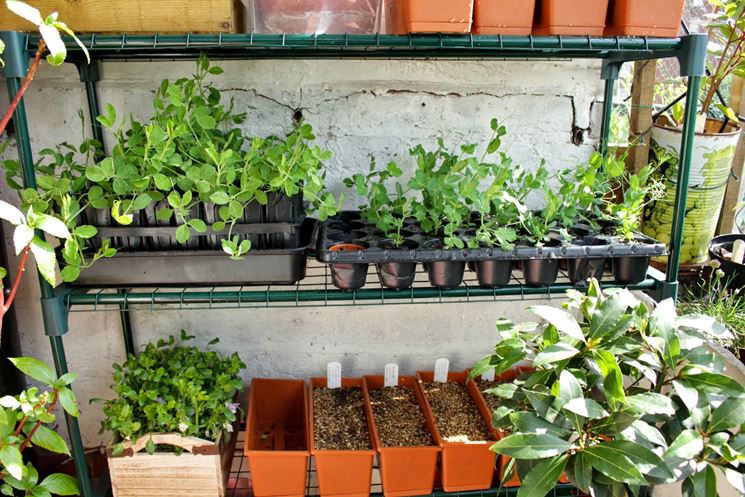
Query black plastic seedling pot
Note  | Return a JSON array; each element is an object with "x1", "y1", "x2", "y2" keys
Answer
[
  {"x1": 376, "y1": 239, "x2": 419, "y2": 290},
  {"x1": 567, "y1": 237, "x2": 609, "y2": 285},
  {"x1": 427, "y1": 261, "x2": 466, "y2": 289},
  {"x1": 523, "y1": 259, "x2": 559, "y2": 286},
  {"x1": 474, "y1": 260, "x2": 513, "y2": 288},
  {"x1": 612, "y1": 256, "x2": 651, "y2": 285}
]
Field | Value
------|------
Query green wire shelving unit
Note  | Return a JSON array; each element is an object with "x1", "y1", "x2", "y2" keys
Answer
[{"x1": 0, "y1": 31, "x2": 706, "y2": 497}]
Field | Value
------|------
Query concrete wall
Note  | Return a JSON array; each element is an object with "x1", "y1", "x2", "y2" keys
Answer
[{"x1": 3, "y1": 57, "x2": 605, "y2": 448}]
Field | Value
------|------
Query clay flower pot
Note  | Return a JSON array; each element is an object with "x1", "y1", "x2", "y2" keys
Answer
[
  {"x1": 244, "y1": 379, "x2": 309, "y2": 497},
  {"x1": 403, "y1": 0, "x2": 474, "y2": 33},
  {"x1": 362, "y1": 375, "x2": 440, "y2": 497},
  {"x1": 329, "y1": 243, "x2": 369, "y2": 291},
  {"x1": 533, "y1": 0, "x2": 610, "y2": 36},
  {"x1": 473, "y1": 0, "x2": 536, "y2": 35},
  {"x1": 605, "y1": 0, "x2": 684, "y2": 37},
  {"x1": 309, "y1": 377, "x2": 376, "y2": 497},
  {"x1": 416, "y1": 371, "x2": 496, "y2": 492}
]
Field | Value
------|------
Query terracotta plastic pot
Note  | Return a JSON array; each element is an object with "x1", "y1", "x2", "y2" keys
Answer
[
  {"x1": 473, "y1": 0, "x2": 536, "y2": 35},
  {"x1": 533, "y1": 0, "x2": 610, "y2": 35},
  {"x1": 245, "y1": 379, "x2": 309, "y2": 497},
  {"x1": 362, "y1": 375, "x2": 440, "y2": 497},
  {"x1": 416, "y1": 371, "x2": 496, "y2": 492},
  {"x1": 403, "y1": 0, "x2": 474, "y2": 33},
  {"x1": 329, "y1": 243, "x2": 369, "y2": 291},
  {"x1": 310, "y1": 377, "x2": 376, "y2": 497},
  {"x1": 604, "y1": 0, "x2": 684, "y2": 37}
]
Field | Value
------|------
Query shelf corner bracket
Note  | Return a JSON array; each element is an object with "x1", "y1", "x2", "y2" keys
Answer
[{"x1": 40, "y1": 287, "x2": 71, "y2": 336}]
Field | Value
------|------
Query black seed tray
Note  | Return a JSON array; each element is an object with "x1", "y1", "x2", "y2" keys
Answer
[
  {"x1": 316, "y1": 212, "x2": 668, "y2": 264},
  {"x1": 69, "y1": 219, "x2": 316, "y2": 287}
]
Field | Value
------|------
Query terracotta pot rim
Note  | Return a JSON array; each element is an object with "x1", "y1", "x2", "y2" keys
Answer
[{"x1": 329, "y1": 243, "x2": 367, "y2": 252}]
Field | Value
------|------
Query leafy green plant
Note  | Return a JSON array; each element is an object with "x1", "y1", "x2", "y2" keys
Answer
[
  {"x1": 1, "y1": 358, "x2": 81, "y2": 496},
  {"x1": 605, "y1": 165, "x2": 663, "y2": 243},
  {"x1": 470, "y1": 280, "x2": 745, "y2": 497},
  {"x1": 100, "y1": 331, "x2": 245, "y2": 456},
  {"x1": 345, "y1": 160, "x2": 413, "y2": 247},
  {"x1": 678, "y1": 260, "x2": 745, "y2": 352}
]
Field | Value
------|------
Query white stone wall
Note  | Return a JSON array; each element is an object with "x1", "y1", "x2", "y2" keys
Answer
[{"x1": 1, "y1": 57, "x2": 605, "y2": 447}]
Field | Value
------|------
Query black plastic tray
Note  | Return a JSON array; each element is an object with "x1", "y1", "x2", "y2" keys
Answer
[
  {"x1": 70, "y1": 219, "x2": 316, "y2": 287},
  {"x1": 316, "y1": 212, "x2": 667, "y2": 264}
]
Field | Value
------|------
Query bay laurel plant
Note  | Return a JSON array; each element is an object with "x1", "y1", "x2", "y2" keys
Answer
[
  {"x1": 0, "y1": 358, "x2": 81, "y2": 497},
  {"x1": 470, "y1": 280, "x2": 745, "y2": 497},
  {"x1": 99, "y1": 331, "x2": 245, "y2": 456}
]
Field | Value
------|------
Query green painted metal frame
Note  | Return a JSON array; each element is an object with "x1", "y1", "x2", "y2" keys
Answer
[{"x1": 0, "y1": 31, "x2": 707, "y2": 497}]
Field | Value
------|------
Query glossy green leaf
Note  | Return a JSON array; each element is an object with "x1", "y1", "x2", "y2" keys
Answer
[
  {"x1": 0, "y1": 200, "x2": 25, "y2": 225},
  {"x1": 529, "y1": 305, "x2": 585, "y2": 342},
  {"x1": 626, "y1": 393, "x2": 676, "y2": 416},
  {"x1": 516, "y1": 454, "x2": 568, "y2": 497},
  {"x1": 39, "y1": 473, "x2": 79, "y2": 496},
  {"x1": 28, "y1": 425, "x2": 71, "y2": 456},
  {"x1": 679, "y1": 372, "x2": 745, "y2": 398},
  {"x1": 0, "y1": 445, "x2": 23, "y2": 480},
  {"x1": 563, "y1": 397, "x2": 608, "y2": 419},
  {"x1": 664, "y1": 430, "x2": 703, "y2": 464},
  {"x1": 708, "y1": 397, "x2": 745, "y2": 433},
  {"x1": 582, "y1": 445, "x2": 646, "y2": 485},
  {"x1": 533, "y1": 342, "x2": 580, "y2": 367},
  {"x1": 490, "y1": 433, "x2": 571, "y2": 459},
  {"x1": 9, "y1": 357, "x2": 57, "y2": 384},
  {"x1": 58, "y1": 387, "x2": 79, "y2": 417}
]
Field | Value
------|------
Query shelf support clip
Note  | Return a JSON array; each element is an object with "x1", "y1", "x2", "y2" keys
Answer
[{"x1": 40, "y1": 287, "x2": 72, "y2": 337}]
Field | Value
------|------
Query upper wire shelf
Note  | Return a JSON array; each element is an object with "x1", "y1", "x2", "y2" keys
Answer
[
  {"x1": 14, "y1": 32, "x2": 696, "y2": 61},
  {"x1": 64, "y1": 260, "x2": 662, "y2": 312}
]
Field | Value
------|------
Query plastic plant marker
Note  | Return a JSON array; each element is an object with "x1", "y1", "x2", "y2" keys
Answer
[
  {"x1": 434, "y1": 358, "x2": 449, "y2": 383},
  {"x1": 310, "y1": 377, "x2": 376, "y2": 497},
  {"x1": 481, "y1": 369, "x2": 496, "y2": 382},
  {"x1": 384, "y1": 364, "x2": 399, "y2": 388},
  {"x1": 416, "y1": 371, "x2": 496, "y2": 492},
  {"x1": 362, "y1": 375, "x2": 440, "y2": 497},
  {"x1": 733, "y1": 240, "x2": 745, "y2": 265},
  {"x1": 244, "y1": 379, "x2": 309, "y2": 497},
  {"x1": 327, "y1": 362, "x2": 342, "y2": 389}
]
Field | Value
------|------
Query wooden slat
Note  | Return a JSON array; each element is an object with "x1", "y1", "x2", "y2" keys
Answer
[
  {"x1": 0, "y1": 0, "x2": 244, "y2": 33},
  {"x1": 717, "y1": 76, "x2": 745, "y2": 235},
  {"x1": 627, "y1": 59, "x2": 658, "y2": 174}
]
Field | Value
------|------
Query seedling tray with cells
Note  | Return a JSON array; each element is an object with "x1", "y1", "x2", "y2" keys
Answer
[{"x1": 317, "y1": 212, "x2": 668, "y2": 263}]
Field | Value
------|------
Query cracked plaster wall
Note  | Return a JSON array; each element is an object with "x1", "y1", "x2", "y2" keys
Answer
[{"x1": 2, "y1": 57, "x2": 606, "y2": 446}]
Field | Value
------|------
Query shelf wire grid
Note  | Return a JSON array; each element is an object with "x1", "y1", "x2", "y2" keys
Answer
[
  {"x1": 227, "y1": 428, "x2": 585, "y2": 497},
  {"x1": 66, "y1": 260, "x2": 657, "y2": 313}
]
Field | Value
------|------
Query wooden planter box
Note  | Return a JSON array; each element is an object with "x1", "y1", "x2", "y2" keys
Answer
[
  {"x1": 108, "y1": 430, "x2": 237, "y2": 497},
  {"x1": 0, "y1": 0, "x2": 245, "y2": 33}
]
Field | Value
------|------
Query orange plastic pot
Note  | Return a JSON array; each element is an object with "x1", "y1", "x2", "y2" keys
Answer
[
  {"x1": 362, "y1": 375, "x2": 440, "y2": 497},
  {"x1": 244, "y1": 379, "x2": 309, "y2": 497},
  {"x1": 473, "y1": 0, "x2": 537, "y2": 35},
  {"x1": 310, "y1": 377, "x2": 376, "y2": 497},
  {"x1": 533, "y1": 0, "x2": 610, "y2": 35},
  {"x1": 403, "y1": 0, "x2": 474, "y2": 33},
  {"x1": 416, "y1": 371, "x2": 497, "y2": 492},
  {"x1": 604, "y1": 0, "x2": 684, "y2": 37}
]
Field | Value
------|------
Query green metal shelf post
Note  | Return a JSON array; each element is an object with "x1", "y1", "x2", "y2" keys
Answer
[
  {"x1": 0, "y1": 33, "x2": 94, "y2": 497},
  {"x1": 76, "y1": 59, "x2": 137, "y2": 357}
]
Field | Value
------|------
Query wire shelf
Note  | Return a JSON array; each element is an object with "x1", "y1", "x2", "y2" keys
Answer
[
  {"x1": 227, "y1": 428, "x2": 585, "y2": 497},
  {"x1": 65, "y1": 260, "x2": 661, "y2": 312}
]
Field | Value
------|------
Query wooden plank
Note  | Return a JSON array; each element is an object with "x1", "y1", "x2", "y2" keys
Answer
[
  {"x1": 627, "y1": 60, "x2": 658, "y2": 174},
  {"x1": 717, "y1": 76, "x2": 745, "y2": 235},
  {"x1": 0, "y1": 0, "x2": 245, "y2": 33}
]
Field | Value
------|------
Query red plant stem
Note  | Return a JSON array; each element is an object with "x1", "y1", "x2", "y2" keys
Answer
[
  {"x1": 4, "y1": 244, "x2": 30, "y2": 314},
  {"x1": 13, "y1": 415, "x2": 29, "y2": 437},
  {"x1": 20, "y1": 389, "x2": 59, "y2": 452},
  {"x1": 0, "y1": 40, "x2": 46, "y2": 136}
]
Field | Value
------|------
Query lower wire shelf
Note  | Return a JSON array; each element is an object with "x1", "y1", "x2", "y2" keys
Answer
[
  {"x1": 225, "y1": 429, "x2": 583, "y2": 497},
  {"x1": 65, "y1": 261, "x2": 663, "y2": 312}
]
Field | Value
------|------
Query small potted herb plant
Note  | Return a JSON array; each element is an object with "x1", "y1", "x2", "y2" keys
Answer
[
  {"x1": 100, "y1": 331, "x2": 245, "y2": 497},
  {"x1": 470, "y1": 280, "x2": 745, "y2": 497}
]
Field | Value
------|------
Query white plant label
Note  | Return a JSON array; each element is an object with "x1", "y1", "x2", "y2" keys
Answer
[
  {"x1": 327, "y1": 362, "x2": 342, "y2": 389},
  {"x1": 481, "y1": 369, "x2": 496, "y2": 382},
  {"x1": 733, "y1": 239, "x2": 745, "y2": 265},
  {"x1": 384, "y1": 363, "x2": 399, "y2": 388},
  {"x1": 434, "y1": 358, "x2": 449, "y2": 383}
]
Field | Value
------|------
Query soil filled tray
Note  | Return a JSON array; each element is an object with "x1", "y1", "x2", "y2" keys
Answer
[
  {"x1": 417, "y1": 372, "x2": 496, "y2": 492},
  {"x1": 310, "y1": 377, "x2": 375, "y2": 497},
  {"x1": 316, "y1": 212, "x2": 667, "y2": 263},
  {"x1": 70, "y1": 219, "x2": 316, "y2": 287}
]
